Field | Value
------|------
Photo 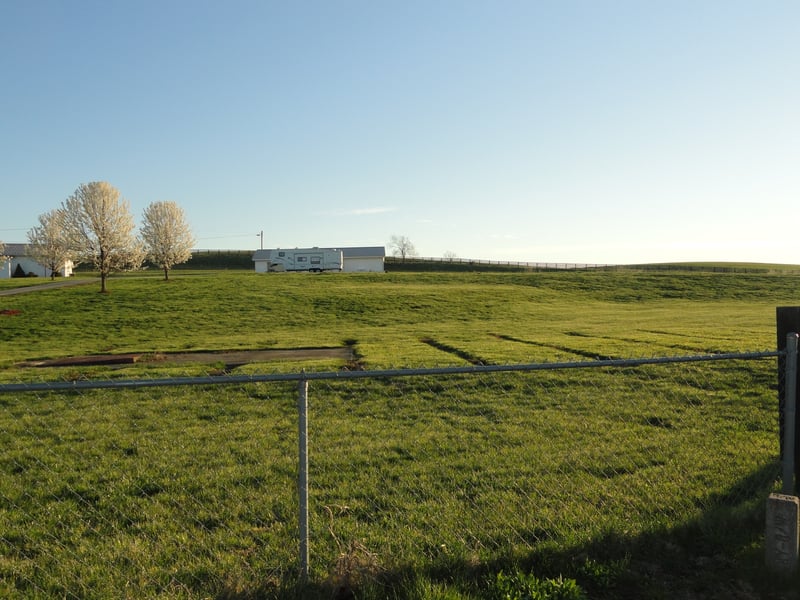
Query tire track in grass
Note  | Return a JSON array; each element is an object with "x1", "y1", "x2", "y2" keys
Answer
[
  {"x1": 491, "y1": 333, "x2": 618, "y2": 361},
  {"x1": 419, "y1": 337, "x2": 491, "y2": 365},
  {"x1": 635, "y1": 329, "x2": 736, "y2": 354},
  {"x1": 496, "y1": 329, "x2": 733, "y2": 359},
  {"x1": 565, "y1": 330, "x2": 732, "y2": 355}
]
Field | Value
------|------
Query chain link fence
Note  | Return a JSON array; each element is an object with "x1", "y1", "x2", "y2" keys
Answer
[{"x1": 0, "y1": 351, "x2": 785, "y2": 598}]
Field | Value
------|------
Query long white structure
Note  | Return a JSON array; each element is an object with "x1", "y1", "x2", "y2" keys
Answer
[
  {"x1": 252, "y1": 246, "x2": 385, "y2": 273},
  {"x1": 252, "y1": 248, "x2": 342, "y2": 272}
]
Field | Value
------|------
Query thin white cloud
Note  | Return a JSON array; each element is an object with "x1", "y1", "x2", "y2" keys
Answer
[
  {"x1": 350, "y1": 207, "x2": 397, "y2": 216},
  {"x1": 316, "y1": 207, "x2": 398, "y2": 217}
]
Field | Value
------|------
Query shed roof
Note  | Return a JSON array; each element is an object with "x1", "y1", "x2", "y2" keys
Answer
[{"x1": 341, "y1": 246, "x2": 385, "y2": 258}]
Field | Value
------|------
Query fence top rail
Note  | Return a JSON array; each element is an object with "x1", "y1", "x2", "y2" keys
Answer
[{"x1": 0, "y1": 350, "x2": 782, "y2": 394}]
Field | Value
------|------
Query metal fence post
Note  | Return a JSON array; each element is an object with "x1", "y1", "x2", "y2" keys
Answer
[
  {"x1": 298, "y1": 376, "x2": 309, "y2": 582},
  {"x1": 784, "y1": 334, "x2": 798, "y2": 495}
]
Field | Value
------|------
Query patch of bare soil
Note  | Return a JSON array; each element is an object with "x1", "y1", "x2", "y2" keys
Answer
[{"x1": 18, "y1": 347, "x2": 355, "y2": 368}]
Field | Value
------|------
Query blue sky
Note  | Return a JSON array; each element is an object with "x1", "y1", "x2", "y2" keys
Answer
[{"x1": 2, "y1": 1, "x2": 798, "y2": 264}]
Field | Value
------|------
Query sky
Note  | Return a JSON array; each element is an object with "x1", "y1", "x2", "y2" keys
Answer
[{"x1": 1, "y1": 1, "x2": 798, "y2": 265}]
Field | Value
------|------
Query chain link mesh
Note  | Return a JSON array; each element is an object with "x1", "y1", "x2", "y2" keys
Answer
[
  {"x1": 0, "y1": 354, "x2": 782, "y2": 597},
  {"x1": 306, "y1": 359, "x2": 779, "y2": 578}
]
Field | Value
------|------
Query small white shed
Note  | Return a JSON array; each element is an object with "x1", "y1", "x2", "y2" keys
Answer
[
  {"x1": 252, "y1": 249, "x2": 270, "y2": 273},
  {"x1": 341, "y1": 247, "x2": 385, "y2": 272},
  {"x1": 0, "y1": 243, "x2": 74, "y2": 279}
]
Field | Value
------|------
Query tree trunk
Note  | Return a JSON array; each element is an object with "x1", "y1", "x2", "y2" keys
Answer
[
  {"x1": 163, "y1": 266, "x2": 169, "y2": 281},
  {"x1": 99, "y1": 249, "x2": 108, "y2": 293}
]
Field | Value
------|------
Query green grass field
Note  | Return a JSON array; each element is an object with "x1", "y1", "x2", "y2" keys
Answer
[
  {"x1": 0, "y1": 269, "x2": 794, "y2": 372},
  {"x1": 0, "y1": 269, "x2": 798, "y2": 598}
]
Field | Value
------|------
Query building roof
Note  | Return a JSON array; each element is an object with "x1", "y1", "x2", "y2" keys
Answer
[
  {"x1": 341, "y1": 246, "x2": 385, "y2": 258},
  {"x1": 252, "y1": 246, "x2": 386, "y2": 260},
  {"x1": 2, "y1": 243, "x2": 28, "y2": 256}
]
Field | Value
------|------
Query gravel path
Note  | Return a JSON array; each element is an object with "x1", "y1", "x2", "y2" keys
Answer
[{"x1": 0, "y1": 278, "x2": 98, "y2": 296}]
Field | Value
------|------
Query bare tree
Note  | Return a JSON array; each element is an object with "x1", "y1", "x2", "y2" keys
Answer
[
  {"x1": 443, "y1": 250, "x2": 458, "y2": 261},
  {"x1": 389, "y1": 235, "x2": 417, "y2": 262},
  {"x1": 27, "y1": 209, "x2": 73, "y2": 279},
  {"x1": 140, "y1": 201, "x2": 196, "y2": 280},
  {"x1": 61, "y1": 181, "x2": 145, "y2": 293}
]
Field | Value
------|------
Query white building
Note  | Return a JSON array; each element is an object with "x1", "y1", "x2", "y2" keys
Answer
[
  {"x1": 253, "y1": 246, "x2": 385, "y2": 273},
  {"x1": 339, "y1": 246, "x2": 386, "y2": 272},
  {"x1": 0, "y1": 243, "x2": 74, "y2": 279}
]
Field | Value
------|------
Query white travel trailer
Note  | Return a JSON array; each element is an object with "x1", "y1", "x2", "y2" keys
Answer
[
  {"x1": 259, "y1": 248, "x2": 343, "y2": 272},
  {"x1": 253, "y1": 246, "x2": 385, "y2": 273}
]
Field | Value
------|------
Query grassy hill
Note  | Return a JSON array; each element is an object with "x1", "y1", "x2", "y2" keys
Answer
[{"x1": 1, "y1": 269, "x2": 797, "y2": 372}]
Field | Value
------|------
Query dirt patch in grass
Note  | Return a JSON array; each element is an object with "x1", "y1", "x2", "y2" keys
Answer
[{"x1": 18, "y1": 347, "x2": 354, "y2": 368}]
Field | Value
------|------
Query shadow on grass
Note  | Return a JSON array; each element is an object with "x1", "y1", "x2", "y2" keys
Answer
[{"x1": 236, "y1": 460, "x2": 799, "y2": 600}]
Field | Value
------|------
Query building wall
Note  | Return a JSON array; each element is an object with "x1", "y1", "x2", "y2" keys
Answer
[
  {"x1": 342, "y1": 257, "x2": 384, "y2": 272},
  {"x1": 253, "y1": 257, "x2": 383, "y2": 273},
  {"x1": 0, "y1": 257, "x2": 73, "y2": 279}
]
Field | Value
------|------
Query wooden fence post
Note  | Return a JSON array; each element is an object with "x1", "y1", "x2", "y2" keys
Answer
[{"x1": 776, "y1": 307, "x2": 800, "y2": 487}]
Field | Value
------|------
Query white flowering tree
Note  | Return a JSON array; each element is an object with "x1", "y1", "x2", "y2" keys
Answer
[
  {"x1": 27, "y1": 209, "x2": 73, "y2": 279},
  {"x1": 61, "y1": 181, "x2": 145, "y2": 292},
  {"x1": 140, "y1": 200, "x2": 195, "y2": 280}
]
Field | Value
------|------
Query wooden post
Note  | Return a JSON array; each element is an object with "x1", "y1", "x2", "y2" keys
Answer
[{"x1": 776, "y1": 308, "x2": 800, "y2": 488}]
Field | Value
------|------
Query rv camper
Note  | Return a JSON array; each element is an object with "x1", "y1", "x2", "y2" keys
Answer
[{"x1": 266, "y1": 248, "x2": 343, "y2": 272}]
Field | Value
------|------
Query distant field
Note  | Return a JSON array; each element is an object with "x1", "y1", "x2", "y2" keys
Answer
[
  {"x1": 63, "y1": 250, "x2": 800, "y2": 275},
  {"x1": 1, "y1": 268, "x2": 798, "y2": 374},
  {"x1": 0, "y1": 269, "x2": 798, "y2": 598}
]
